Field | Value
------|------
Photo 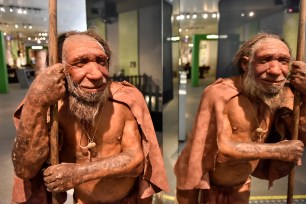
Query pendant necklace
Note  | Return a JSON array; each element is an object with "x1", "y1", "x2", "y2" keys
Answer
[
  {"x1": 244, "y1": 96, "x2": 268, "y2": 142},
  {"x1": 240, "y1": 75, "x2": 267, "y2": 142},
  {"x1": 77, "y1": 106, "x2": 104, "y2": 161}
]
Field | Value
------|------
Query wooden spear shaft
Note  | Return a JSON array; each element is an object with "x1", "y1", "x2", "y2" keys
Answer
[
  {"x1": 48, "y1": 0, "x2": 59, "y2": 203},
  {"x1": 287, "y1": 0, "x2": 306, "y2": 203}
]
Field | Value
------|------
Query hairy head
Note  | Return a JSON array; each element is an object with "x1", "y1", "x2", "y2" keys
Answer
[
  {"x1": 238, "y1": 33, "x2": 292, "y2": 111},
  {"x1": 234, "y1": 32, "x2": 291, "y2": 74},
  {"x1": 58, "y1": 29, "x2": 111, "y2": 124},
  {"x1": 57, "y1": 29, "x2": 111, "y2": 65},
  {"x1": 242, "y1": 64, "x2": 285, "y2": 112}
]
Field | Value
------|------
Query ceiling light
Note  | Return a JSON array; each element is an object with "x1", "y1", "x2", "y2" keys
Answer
[
  {"x1": 203, "y1": 13, "x2": 208, "y2": 19},
  {"x1": 192, "y1": 14, "x2": 197, "y2": 19},
  {"x1": 31, "y1": 46, "x2": 44, "y2": 50},
  {"x1": 249, "y1": 11, "x2": 254, "y2": 17},
  {"x1": 207, "y1": 34, "x2": 219, "y2": 39},
  {"x1": 212, "y1": 13, "x2": 217, "y2": 18}
]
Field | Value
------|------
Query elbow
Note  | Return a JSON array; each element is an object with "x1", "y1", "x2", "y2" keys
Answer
[
  {"x1": 128, "y1": 152, "x2": 144, "y2": 177},
  {"x1": 13, "y1": 165, "x2": 38, "y2": 180},
  {"x1": 217, "y1": 140, "x2": 241, "y2": 165},
  {"x1": 12, "y1": 154, "x2": 35, "y2": 180},
  {"x1": 218, "y1": 140, "x2": 234, "y2": 157},
  {"x1": 130, "y1": 161, "x2": 144, "y2": 177},
  {"x1": 12, "y1": 151, "x2": 48, "y2": 180}
]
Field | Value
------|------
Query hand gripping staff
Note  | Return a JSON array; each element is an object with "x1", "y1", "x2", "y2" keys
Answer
[
  {"x1": 287, "y1": 0, "x2": 306, "y2": 203},
  {"x1": 48, "y1": 0, "x2": 60, "y2": 203}
]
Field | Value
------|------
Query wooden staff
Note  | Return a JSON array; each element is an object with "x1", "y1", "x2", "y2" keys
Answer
[
  {"x1": 48, "y1": 0, "x2": 59, "y2": 203},
  {"x1": 287, "y1": 0, "x2": 306, "y2": 203}
]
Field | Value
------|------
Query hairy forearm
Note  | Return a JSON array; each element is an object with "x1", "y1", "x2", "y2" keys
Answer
[
  {"x1": 79, "y1": 151, "x2": 144, "y2": 183},
  {"x1": 218, "y1": 140, "x2": 298, "y2": 165},
  {"x1": 12, "y1": 98, "x2": 50, "y2": 179},
  {"x1": 224, "y1": 142, "x2": 282, "y2": 160}
]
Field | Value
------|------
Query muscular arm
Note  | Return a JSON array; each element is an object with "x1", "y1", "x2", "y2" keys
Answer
[
  {"x1": 12, "y1": 96, "x2": 50, "y2": 179},
  {"x1": 217, "y1": 104, "x2": 303, "y2": 165},
  {"x1": 81, "y1": 115, "x2": 144, "y2": 180},
  {"x1": 12, "y1": 64, "x2": 65, "y2": 179},
  {"x1": 44, "y1": 107, "x2": 144, "y2": 192}
]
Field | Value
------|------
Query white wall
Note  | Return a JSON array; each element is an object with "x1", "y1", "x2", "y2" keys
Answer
[{"x1": 58, "y1": 0, "x2": 87, "y2": 33}]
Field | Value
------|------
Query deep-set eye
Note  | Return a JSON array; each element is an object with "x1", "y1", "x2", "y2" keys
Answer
[
  {"x1": 96, "y1": 56, "x2": 107, "y2": 66},
  {"x1": 279, "y1": 57, "x2": 289, "y2": 65},
  {"x1": 73, "y1": 58, "x2": 88, "y2": 68},
  {"x1": 260, "y1": 56, "x2": 272, "y2": 64}
]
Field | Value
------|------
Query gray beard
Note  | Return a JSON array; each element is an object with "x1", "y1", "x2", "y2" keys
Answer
[
  {"x1": 65, "y1": 73, "x2": 110, "y2": 125},
  {"x1": 243, "y1": 68, "x2": 285, "y2": 112}
]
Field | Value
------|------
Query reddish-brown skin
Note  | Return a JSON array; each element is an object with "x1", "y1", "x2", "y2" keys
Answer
[{"x1": 12, "y1": 35, "x2": 149, "y2": 203}]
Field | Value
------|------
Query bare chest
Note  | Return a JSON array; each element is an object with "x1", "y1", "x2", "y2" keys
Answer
[
  {"x1": 227, "y1": 97, "x2": 275, "y2": 143},
  {"x1": 59, "y1": 109, "x2": 126, "y2": 163}
]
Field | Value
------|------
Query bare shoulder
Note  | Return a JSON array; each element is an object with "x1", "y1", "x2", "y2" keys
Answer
[
  {"x1": 203, "y1": 77, "x2": 240, "y2": 102},
  {"x1": 223, "y1": 94, "x2": 252, "y2": 130},
  {"x1": 223, "y1": 94, "x2": 241, "y2": 114},
  {"x1": 111, "y1": 99, "x2": 135, "y2": 121}
]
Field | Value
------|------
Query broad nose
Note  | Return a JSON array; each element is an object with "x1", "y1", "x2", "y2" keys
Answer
[
  {"x1": 266, "y1": 60, "x2": 283, "y2": 75},
  {"x1": 84, "y1": 62, "x2": 109, "y2": 80}
]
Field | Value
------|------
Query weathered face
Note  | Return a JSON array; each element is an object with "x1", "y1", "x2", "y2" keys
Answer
[
  {"x1": 62, "y1": 35, "x2": 109, "y2": 94},
  {"x1": 246, "y1": 38, "x2": 291, "y2": 94},
  {"x1": 62, "y1": 35, "x2": 110, "y2": 123}
]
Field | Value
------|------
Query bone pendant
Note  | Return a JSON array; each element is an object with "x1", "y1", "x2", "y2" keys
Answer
[{"x1": 87, "y1": 142, "x2": 96, "y2": 149}]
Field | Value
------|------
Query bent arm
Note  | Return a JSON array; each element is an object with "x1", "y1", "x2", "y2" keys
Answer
[
  {"x1": 81, "y1": 117, "x2": 144, "y2": 182},
  {"x1": 12, "y1": 64, "x2": 65, "y2": 179},
  {"x1": 12, "y1": 94, "x2": 50, "y2": 179},
  {"x1": 217, "y1": 111, "x2": 303, "y2": 165},
  {"x1": 43, "y1": 111, "x2": 144, "y2": 192}
]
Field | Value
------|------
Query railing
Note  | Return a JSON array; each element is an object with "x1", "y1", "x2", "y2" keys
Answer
[{"x1": 110, "y1": 74, "x2": 162, "y2": 112}]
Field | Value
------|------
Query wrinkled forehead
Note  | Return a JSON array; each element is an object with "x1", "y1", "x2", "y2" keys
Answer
[
  {"x1": 62, "y1": 34, "x2": 105, "y2": 53},
  {"x1": 253, "y1": 38, "x2": 290, "y2": 56}
]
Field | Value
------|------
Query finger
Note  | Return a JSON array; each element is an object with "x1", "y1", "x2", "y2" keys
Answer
[
  {"x1": 43, "y1": 166, "x2": 56, "y2": 177},
  {"x1": 45, "y1": 181, "x2": 57, "y2": 192},
  {"x1": 44, "y1": 177, "x2": 56, "y2": 185},
  {"x1": 290, "y1": 74, "x2": 304, "y2": 82}
]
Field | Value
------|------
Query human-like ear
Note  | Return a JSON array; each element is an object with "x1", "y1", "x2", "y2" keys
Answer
[{"x1": 241, "y1": 56, "x2": 249, "y2": 72}]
